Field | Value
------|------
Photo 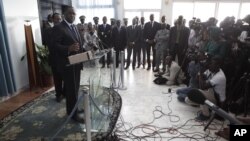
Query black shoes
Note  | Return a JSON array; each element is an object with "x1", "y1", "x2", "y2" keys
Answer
[
  {"x1": 153, "y1": 69, "x2": 159, "y2": 72},
  {"x1": 154, "y1": 73, "x2": 162, "y2": 77},
  {"x1": 78, "y1": 109, "x2": 85, "y2": 114},
  {"x1": 132, "y1": 66, "x2": 135, "y2": 70},
  {"x1": 124, "y1": 66, "x2": 129, "y2": 70},
  {"x1": 72, "y1": 114, "x2": 85, "y2": 123},
  {"x1": 101, "y1": 65, "x2": 110, "y2": 68},
  {"x1": 147, "y1": 67, "x2": 151, "y2": 70},
  {"x1": 56, "y1": 95, "x2": 64, "y2": 103}
]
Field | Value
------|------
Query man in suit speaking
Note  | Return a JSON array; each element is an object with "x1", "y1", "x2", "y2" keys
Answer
[{"x1": 53, "y1": 6, "x2": 85, "y2": 123}]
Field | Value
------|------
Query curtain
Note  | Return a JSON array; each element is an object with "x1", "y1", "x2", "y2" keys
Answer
[{"x1": 0, "y1": 0, "x2": 17, "y2": 96}]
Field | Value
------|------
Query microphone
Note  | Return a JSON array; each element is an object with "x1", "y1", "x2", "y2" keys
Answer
[{"x1": 187, "y1": 89, "x2": 243, "y2": 125}]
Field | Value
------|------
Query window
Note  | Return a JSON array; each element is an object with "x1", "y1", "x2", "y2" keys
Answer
[
  {"x1": 240, "y1": 3, "x2": 250, "y2": 19},
  {"x1": 171, "y1": 1, "x2": 249, "y2": 26},
  {"x1": 143, "y1": 12, "x2": 160, "y2": 23},
  {"x1": 125, "y1": 12, "x2": 141, "y2": 25},
  {"x1": 172, "y1": 2, "x2": 194, "y2": 26},
  {"x1": 124, "y1": 0, "x2": 162, "y2": 25},
  {"x1": 78, "y1": 0, "x2": 113, "y2": 7},
  {"x1": 124, "y1": 0, "x2": 161, "y2": 10},
  {"x1": 74, "y1": 0, "x2": 115, "y2": 24},
  {"x1": 194, "y1": 2, "x2": 216, "y2": 22},
  {"x1": 75, "y1": 8, "x2": 114, "y2": 23},
  {"x1": 217, "y1": 2, "x2": 240, "y2": 25}
]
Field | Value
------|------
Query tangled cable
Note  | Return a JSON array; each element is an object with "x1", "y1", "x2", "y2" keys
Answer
[{"x1": 110, "y1": 91, "x2": 226, "y2": 141}]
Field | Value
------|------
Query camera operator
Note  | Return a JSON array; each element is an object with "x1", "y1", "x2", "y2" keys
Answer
[
  {"x1": 186, "y1": 56, "x2": 226, "y2": 121},
  {"x1": 176, "y1": 51, "x2": 208, "y2": 103},
  {"x1": 188, "y1": 18, "x2": 202, "y2": 59}
]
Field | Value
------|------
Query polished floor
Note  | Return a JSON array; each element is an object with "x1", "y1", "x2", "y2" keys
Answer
[
  {"x1": 80, "y1": 65, "x2": 227, "y2": 141},
  {"x1": 0, "y1": 65, "x2": 227, "y2": 140}
]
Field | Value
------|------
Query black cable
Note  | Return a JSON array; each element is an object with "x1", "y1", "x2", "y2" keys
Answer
[{"x1": 112, "y1": 90, "x2": 225, "y2": 141}]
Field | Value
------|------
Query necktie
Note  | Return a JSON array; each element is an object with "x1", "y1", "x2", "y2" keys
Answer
[
  {"x1": 151, "y1": 22, "x2": 153, "y2": 27},
  {"x1": 70, "y1": 25, "x2": 79, "y2": 41}
]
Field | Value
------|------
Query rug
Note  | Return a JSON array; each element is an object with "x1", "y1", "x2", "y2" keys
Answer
[{"x1": 0, "y1": 86, "x2": 122, "y2": 141}]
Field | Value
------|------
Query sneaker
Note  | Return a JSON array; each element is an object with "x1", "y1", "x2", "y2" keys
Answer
[
  {"x1": 195, "y1": 112, "x2": 210, "y2": 121},
  {"x1": 185, "y1": 97, "x2": 199, "y2": 107},
  {"x1": 177, "y1": 96, "x2": 185, "y2": 102}
]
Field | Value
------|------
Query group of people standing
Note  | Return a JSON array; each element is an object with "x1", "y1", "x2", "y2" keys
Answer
[
  {"x1": 42, "y1": 4, "x2": 250, "y2": 125},
  {"x1": 75, "y1": 13, "x2": 174, "y2": 72}
]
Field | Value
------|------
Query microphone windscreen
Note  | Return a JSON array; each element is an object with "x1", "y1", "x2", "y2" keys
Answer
[{"x1": 187, "y1": 89, "x2": 206, "y2": 104}]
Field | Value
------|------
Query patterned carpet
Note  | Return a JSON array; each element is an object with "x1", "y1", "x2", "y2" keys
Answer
[{"x1": 0, "y1": 86, "x2": 122, "y2": 141}]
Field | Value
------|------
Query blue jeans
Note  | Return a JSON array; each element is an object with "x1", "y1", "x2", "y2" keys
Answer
[{"x1": 176, "y1": 87, "x2": 193, "y2": 99}]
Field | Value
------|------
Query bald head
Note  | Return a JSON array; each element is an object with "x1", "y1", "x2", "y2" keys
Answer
[{"x1": 63, "y1": 6, "x2": 76, "y2": 23}]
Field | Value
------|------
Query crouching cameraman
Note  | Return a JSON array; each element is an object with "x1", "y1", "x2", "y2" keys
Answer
[{"x1": 185, "y1": 56, "x2": 226, "y2": 121}]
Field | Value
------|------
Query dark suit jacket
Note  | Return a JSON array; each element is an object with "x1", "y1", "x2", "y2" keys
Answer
[
  {"x1": 169, "y1": 26, "x2": 190, "y2": 53},
  {"x1": 53, "y1": 21, "x2": 84, "y2": 72},
  {"x1": 127, "y1": 25, "x2": 139, "y2": 43},
  {"x1": 112, "y1": 26, "x2": 127, "y2": 50},
  {"x1": 98, "y1": 24, "x2": 112, "y2": 48},
  {"x1": 137, "y1": 24, "x2": 145, "y2": 42},
  {"x1": 144, "y1": 21, "x2": 161, "y2": 41},
  {"x1": 46, "y1": 27, "x2": 56, "y2": 66}
]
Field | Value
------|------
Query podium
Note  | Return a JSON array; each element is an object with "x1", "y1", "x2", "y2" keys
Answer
[{"x1": 57, "y1": 49, "x2": 122, "y2": 141}]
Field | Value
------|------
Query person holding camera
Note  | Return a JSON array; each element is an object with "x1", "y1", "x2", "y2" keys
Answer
[
  {"x1": 185, "y1": 56, "x2": 226, "y2": 121},
  {"x1": 154, "y1": 56, "x2": 185, "y2": 85}
]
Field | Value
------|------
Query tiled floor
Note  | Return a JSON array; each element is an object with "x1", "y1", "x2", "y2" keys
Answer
[{"x1": 80, "y1": 66, "x2": 227, "y2": 141}]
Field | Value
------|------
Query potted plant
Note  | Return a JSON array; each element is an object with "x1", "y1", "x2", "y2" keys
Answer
[
  {"x1": 21, "y1": 44, "x2": 53, "y2": 87},
  {"x1": 35, "y1": 44, "x2": 53, "y2": 86}
]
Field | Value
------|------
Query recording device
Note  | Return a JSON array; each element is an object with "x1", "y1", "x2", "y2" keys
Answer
[{"x1": 187, "y1": 89, "x2": 243, "y2": 125}]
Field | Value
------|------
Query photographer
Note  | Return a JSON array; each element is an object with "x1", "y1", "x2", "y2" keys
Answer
[
  {"x1": 186, "y1": 56, "x2": 226, "y2": 121},
  {"x1": 176, "y1": 51, "x2": 207, "y2": 102}
]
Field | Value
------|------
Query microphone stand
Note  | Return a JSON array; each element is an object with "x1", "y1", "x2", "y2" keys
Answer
[{"x1": 204, "y1": 111, "x2": 215, "y2": 131}]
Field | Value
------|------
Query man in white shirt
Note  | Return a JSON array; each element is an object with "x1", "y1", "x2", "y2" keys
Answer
[
  {"x1": 187, "y1": 56, "x2": 226, "y2": 121},
  {"x1": 162, "y1": 56, "x2": 185, "y2": 85}
]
